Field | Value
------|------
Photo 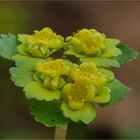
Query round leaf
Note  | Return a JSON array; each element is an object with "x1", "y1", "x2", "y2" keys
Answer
[
  {"x1": 24, "y1": 81, "x2": 61, "y2": 101},
  {"x1": 61, "y1": 102, "x2": 96, "y2": 124},
  {"x1": 31, "y1": 100, "x2": 70, "y2": 127}
]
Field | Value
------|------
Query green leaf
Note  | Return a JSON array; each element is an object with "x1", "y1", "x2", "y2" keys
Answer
[
  {"x1": 31, "y1": 100, "x2": 70, "y2": 127},
  {"x1": 61, "y1": 102, "x2": 96, "y2": 124},
  {"x1": 12, "y1": 54, "x2": 44, "y2": 62},
  {"x1": 10, "y1": 58, "x2": 41, "y2": 87},
  {"x1": 115, "y1": 43, "x2": 138, "y2": 64},
  {"x1": 94, "y1": 86, "x2": 111, "y2": 103},
  {"x1": 0, "y1": 34, "x2": 18, "y2": 60},
  {"x1": 101, "y1": 39, "x2": 122, "y2": 57},
  {"x1": 80, "y1": 57, "x2": 120, "y2": 68},
  {"x1": 12, "y1": 54, "x2": 30, "y2": 61},
  {"x1": 64, "y1": 48, "x2": 85, "y2": 58},
  {"x1": 18, "y1": 34, "x2": 28, "y2": 43},
  {"x1": 24, "y1": 81, "x2": 61, "y2": 101},
  {"x1": 17, "y1": 44, "x2": 28, "y2": 55},
  {"x1": 102, "y1": 79, "x2": 131, "y2": 106},
  {"x1": 100, "y1": 68, "x2": 115, "y2": 82}
]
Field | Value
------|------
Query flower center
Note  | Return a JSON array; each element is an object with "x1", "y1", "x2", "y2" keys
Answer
[
  {"x1": 69, "y1": 28, "x2": 106, "y2": 55},
  {"x1": 33, "y1": 28, "x2": 58, "y2": 43},
  {"x1": 24, "y1": 28, "x2": 64, "y2": 57},
  {"x1": 66, "y1": 83, "x2": 89, "y2": 110},
  {"x1": 35, "y1": 59, "x2": 68, "y2": 76},
  {"x1": 33, "y1": 59, "x2": 70, "y2": 90},
  {"x1": 70, "y1": 62, "x2": 106, "y2": 86}
]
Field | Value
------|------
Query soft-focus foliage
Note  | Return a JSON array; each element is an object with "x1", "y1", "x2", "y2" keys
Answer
[
  {"x1": 0, "y1": 34, "x2": 17, "y2": 59},
  {"x1": 0, "y1": 27, "x2": 138, "y2": 127}
]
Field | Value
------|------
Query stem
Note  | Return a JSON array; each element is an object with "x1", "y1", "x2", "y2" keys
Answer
[{"x1": 55, "y1": 125, "x2": 67, "y2": 140}]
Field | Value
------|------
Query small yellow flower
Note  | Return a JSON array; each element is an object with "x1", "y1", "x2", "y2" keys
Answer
[
  {"x1": 70, "y1": 62, "x2": 107, "y2": 86},
  {"x1": 66, "y1": 28, "x2": 105, "y2": 55},
  {"x1": 61, "y1": 62, "x2": 114, "y2": 111},
  {"x1": 34, "y1": 59, "x2": 70, "y2": 90},
  {"x1": 35, "y1": 59, "x2": 70, "y2": 77},
  {"x1": 62, "y1": 78, "x2": 95, "y2": 110},
  {"x1": 17, "y1": 27, "x2": 64, "y2": 57},
  {"x1": 26, "y1": 28, "x2": 63, "y2": 49}
]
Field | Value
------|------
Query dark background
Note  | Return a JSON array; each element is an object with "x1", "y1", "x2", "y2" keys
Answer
[{"x1": 0, "y1": 1, "x2": 140, "y2": 139}]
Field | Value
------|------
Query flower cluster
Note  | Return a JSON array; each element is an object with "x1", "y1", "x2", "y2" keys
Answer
[
  {"x1": 0, "y1": 27, "x2": 137, "y2": 127},
  {"x1": 66, "y1": 29, "x2": 106, "y2": 56},
  {"x1": 17, "y1": 27, "x2": 64, "y2": 57},
  {"x1": 65, "y1": 28, "x2": 121, "y2": 57}
]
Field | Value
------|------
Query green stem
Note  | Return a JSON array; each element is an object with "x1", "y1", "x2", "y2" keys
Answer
[{"x1": 55, "y1": 125, "x2": 68, "y2": 140}]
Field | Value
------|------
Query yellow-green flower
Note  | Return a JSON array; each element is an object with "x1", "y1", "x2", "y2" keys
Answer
[
  {"x1": 61, "y1": 62, "x2": 114, "y2": 123},
  {"x1": 70, "y1": 62, "x2": 114, "y2": 86},
  {"x1": 34, "y1": 59, "x2": 71, "y2": 90},
  {"x1": 62, "y1": 78, "x2": 95, "y2": 110},
  {"x1": 23, "y1": 59, "x2": 73, "y2": 102},
  {"x1": 17, "y1": 27, "x2": 64, "y2": 58},
  {"x1": 66, "y1": 28, "x2": 105, "y2": 55},
  {"x1": 65, "y1": 28, "x2": 122, "y2": 59},
  {"x1": 35, "y1": 59, "x2": 70, "y2": 77},
  {"x1": 61, "y1": 78, "x2": 96, "y2": 123},
  {"x1": 68, "y1": 62, "x2": 114, "y2": 104}
]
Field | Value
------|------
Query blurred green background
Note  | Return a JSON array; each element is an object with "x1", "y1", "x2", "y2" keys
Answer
[{"x1": 0, "y1": 1, "x2": 140, "y2": 139}]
